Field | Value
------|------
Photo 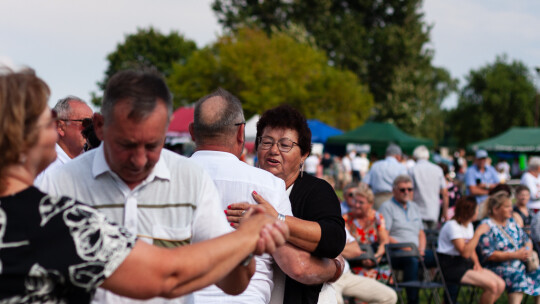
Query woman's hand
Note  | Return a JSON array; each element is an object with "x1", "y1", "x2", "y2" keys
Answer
[
  {"x1": 225, "y1": 202, "x2": 251, "y2": 229},
  {"x1": 361, "y1": 259, "x2": 375, "y2": 268},
  {"x1": 513, "y1": 247, "x2": 530, "y2": 262},
  {"x1": 224, "y1": 191, "x2": 280, "y2": 229},
  {"x1": 251, "y1": 191, "x2": 279, "y2": 218}
]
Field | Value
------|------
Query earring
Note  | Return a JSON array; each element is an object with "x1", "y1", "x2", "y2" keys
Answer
[{"x1": 19, "y1": 153, "x2": 27, "y2": 164}]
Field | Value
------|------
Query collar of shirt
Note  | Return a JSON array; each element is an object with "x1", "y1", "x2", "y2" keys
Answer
[
  {"x1": 91, "y1": 144, "x2": 171, "y2": 187},
  {"x1": 191, "y1": 150, "x2": 238, "y2": 161},
  {"x1": 385, "y1": 156, "x2": 400, "y2": 164},
  {"x1": 391, "y1": 197, "x2": 409, "y2": 210},
  {"x1": 55, "y1": 143, "x2": 72, "y2": 164}
]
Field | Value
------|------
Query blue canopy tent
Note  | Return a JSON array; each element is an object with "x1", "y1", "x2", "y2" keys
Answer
[{"x1": 307, "y1": 119, "x2": 343, "y2": 143}]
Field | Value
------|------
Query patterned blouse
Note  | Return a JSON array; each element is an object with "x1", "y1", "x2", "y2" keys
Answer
[
  {"x1": 0, "y1": 187, "x2": 136, "y2": 303},
  {"x1": 344, "y1": 211, "x2": 385, "y2": 245}
]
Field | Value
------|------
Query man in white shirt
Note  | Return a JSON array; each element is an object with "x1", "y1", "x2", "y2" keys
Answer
[
  {"x1": 521, "y1": 157, "x2": 540, "y2": 212},
  {"x1": 304, "y1": 154, "x2": 320, "y2": 175},
  {"x1": 35, "y1": 96, "x2": 93, "y2": 185},
  {"x1": 189, "y1": 88, "x2": 342, "y2": 304},
  {"x1": 408, "y1": 145, "x2": 449, "y2": 229},
  {"x1": 38, "y1": 70, "x2": 263, "y2": 304}
]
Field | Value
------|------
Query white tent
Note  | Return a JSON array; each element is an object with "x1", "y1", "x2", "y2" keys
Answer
[{"x1": 245, "y1": 114, "x2": 259, "y2": 142}]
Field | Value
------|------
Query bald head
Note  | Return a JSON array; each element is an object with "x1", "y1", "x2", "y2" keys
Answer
[
  {"x1": 199, "y1": 96, "x2": 229, "y2": 126},
  {"x1": 192, "y1": 88, "x2": 245, "y2": 148}
]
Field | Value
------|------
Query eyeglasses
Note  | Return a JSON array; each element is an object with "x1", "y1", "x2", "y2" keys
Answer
[
  {"x1": 60, "y1": 117, "x2": 93, "y2": 128},
  {"x1": 399, "y1": 188, "x2": 414, "y2": 193},
  {"x1": 257, "y1": 136, "x2": 299, "y2": 153}
]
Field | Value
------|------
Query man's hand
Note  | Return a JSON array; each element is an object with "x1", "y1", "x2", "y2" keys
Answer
[{"x1": 239, "y1": 206, "x2": 289, "y2": 255}]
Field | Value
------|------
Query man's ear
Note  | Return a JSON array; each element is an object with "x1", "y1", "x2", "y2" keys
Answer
[
  {"x1": 189, "y1": 123, "x2": 195, "y2": 141},
  {"x1": 237, "y1": 123, "x2": 245, "y2": 145},
  {"x1": 93, "y1": 113, "x2": 105, "y2": 141},
  {"x1": 56, "y1": 120, "x2": 66, "y2": 137}
]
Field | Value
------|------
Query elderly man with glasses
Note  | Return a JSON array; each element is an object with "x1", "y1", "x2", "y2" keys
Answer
[
  {"x1": 378, "y1": 174, "x2": 436, "y2": 304},
  {"x1": 35, "y1": 96, "x2": 93, "y2": 186}
]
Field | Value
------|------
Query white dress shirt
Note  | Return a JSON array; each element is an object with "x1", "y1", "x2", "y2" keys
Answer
[
  {"x1": 35, "y1": 143, "x2": 71, "y2": 188},
  {"x1": 191, "y1": 150, "x2": 293, "y2": 304}
]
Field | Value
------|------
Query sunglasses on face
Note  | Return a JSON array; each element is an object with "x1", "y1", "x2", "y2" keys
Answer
[{"x1": 399, "y1": 188, "x2": 413, "y2": 193}]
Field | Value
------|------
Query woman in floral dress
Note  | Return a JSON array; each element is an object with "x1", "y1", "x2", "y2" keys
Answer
[
  {"x1": 343, "y1": 183, "x2": 391, "y2": 281},
  {"x1": 478, "y1": 191, "x2": 540, "y2": 304}
]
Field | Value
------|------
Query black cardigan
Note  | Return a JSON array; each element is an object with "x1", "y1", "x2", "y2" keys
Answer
[{"x1": 284, "y1": 173, "x2": 346, "y2": 304}]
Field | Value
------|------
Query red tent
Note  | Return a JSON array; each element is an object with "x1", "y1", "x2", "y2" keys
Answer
[
  {"x1": 167, "y1": 107, "x2": 194, "y2": 136},
  {"x1": 166, "y1": 107, "x2": 194, "y2": 145}
]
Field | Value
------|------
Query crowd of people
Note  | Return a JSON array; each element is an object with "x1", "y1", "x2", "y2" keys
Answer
[{"x1": 3, "y1": 65, "x2": 540, "y2": 304}]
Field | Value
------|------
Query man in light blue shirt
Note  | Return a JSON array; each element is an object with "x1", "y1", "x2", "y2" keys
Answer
[
  {"x1": 363, "y1": 144, "x2": 407, "y2": 209},
  {"x1": 465, "y1": 150, "x2": 500, "y2": 204}
]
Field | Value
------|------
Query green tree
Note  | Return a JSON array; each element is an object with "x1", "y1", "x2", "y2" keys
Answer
[
  {"x1": 168, "y1": 28, "x2": 373, "y2": 130},
  {"x1": 449, "y1": 55, "x2": 537, "y2": 147},
  {"x1": 212, "y1": 0, "x2": 457, "y2": 142},
  {"x1": 91, "y1": 27, "x2": 197, "y2": 106}
]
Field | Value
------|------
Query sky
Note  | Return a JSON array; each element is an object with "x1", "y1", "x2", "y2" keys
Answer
[{"x1": 2, "y1": 0, "x2": 540, "y2": 110}]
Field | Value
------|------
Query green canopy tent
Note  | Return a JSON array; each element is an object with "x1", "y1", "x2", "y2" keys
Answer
[
  {"x1": 468, "y1": 127, "x2": 540, "y2": 153},
  {"x1": 325, "y1": 122, "x2": 433, "y2": 156}
]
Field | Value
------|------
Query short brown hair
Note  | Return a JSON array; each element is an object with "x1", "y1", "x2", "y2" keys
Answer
[
  {"x1": 0, "y1": 68, "x2": 49, "y2": 192},
  {"x1": 453, "y1": 196, "x2": 477, "y2": 224}
]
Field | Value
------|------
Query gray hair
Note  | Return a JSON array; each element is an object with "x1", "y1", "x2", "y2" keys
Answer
[
  {"x1": 53, "y1": 95, "x2": 87, "y2": 119},
  {"x1": 386, "y1": 143, "x2": 402, "y2": 157},
  {"x1": 102, "y1": 69, "x2": 173, "y2": 124},
  {"x1": 413, "y1": 145, "x2": 430, "y2": 160},
  {"x1": 393, "y1": 175, "x2": 412, "y2": 188},
  {"x1": 343, "y1": 182, "x2": 358, "y2": 194},
  {"x1": 529, "y1": 157, "x2": 540, "y2": 171},
  {"x1": 192, "y1": 88, "x2": 245, "y2": 146},
  {"x1": 355, "y1": 182, "x2": 374, "y2": 204}
]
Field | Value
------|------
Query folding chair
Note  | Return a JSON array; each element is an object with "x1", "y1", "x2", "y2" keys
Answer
[
  {"x1": 344, "y1": 243, "x2": 379, "y2": 304},
  {"x1": 385, "y1": 243, "x2": 446, "y2": 304},
  {"x1": 347, "y1": 243, "x2": 377, "y2": 269},
  {"x1": 432, "y1": 251, "x2": 478, "y2": 304}
]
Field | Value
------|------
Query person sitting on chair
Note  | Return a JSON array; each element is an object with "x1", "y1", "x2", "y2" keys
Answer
[
  {"x1": 437, "y1": 196, "x2": 505, "y2": 304},
  {"x1": 479, "y1": 191, "x2": 540, "y2": 304},
  {"x1": 379, "y1": 175, "x2": 436, "y2": 304}
]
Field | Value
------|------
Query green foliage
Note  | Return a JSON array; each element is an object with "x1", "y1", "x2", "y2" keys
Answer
[
  {"x1": 91, "y1": 27, "x2": 197, "y2": 106},
  {"x1": 448, "y1": 55, "x2": 537, "y2": 147},
  {"x1": 169, "y1": 28, "x2": 373, "y2": 130},
  {"x1": 212, "y1": 0, "x2": 457, "y2": 142}
]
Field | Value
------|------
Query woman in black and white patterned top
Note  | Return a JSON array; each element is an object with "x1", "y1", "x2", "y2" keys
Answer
[{"x1": 0, "y1": 68, "x2": 289, "y2": 303}]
